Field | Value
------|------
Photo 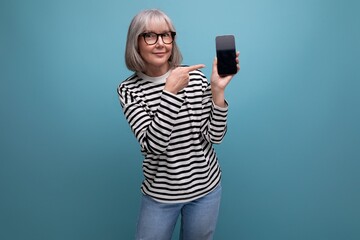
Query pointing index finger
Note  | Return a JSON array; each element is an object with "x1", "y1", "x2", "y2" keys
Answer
[{"x1": 185, "y1": 64, "x2": 205, "y2": 72}]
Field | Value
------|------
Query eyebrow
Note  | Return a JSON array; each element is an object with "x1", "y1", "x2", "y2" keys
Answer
[{"x1": 143, "y1": 30, "x2": 171, "y2": 33}]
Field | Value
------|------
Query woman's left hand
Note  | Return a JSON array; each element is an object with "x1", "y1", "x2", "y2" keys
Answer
[
  {"x1": 210, "y1": 52, "x2": 240, "y2": 107},
  {"x1": 210, "y1": 51, "x2": 240, "y2": 91}
]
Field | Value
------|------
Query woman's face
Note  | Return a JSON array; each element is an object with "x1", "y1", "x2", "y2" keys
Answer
[{"x1": 138, "y1": 22, "x2": 173, "y2": 76}]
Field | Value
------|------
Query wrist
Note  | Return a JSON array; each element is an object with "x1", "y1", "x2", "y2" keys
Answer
[
  {"x1": 164, "y1": 86, "x2": 177, "y2": 94},
  {"x1": 211, "y1": 89, "x2": 226, "y2": 107}
]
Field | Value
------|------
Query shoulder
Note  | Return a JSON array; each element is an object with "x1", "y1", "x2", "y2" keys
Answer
[
  {"x1": 117, "y1": 73, "x2": 140, "y2": 98},
  {"x1": 184, "y1": 65, "x2": 208, "y2": 86},
  {"x1": 117, "y1": 73, "x2": 141, "y2": 92},
  {"x1": 118, "y1": 73, "x2": 138, "y2": 88},
  {"x1": 190, "y1": 70, "x2": 206, "y2": 80}
]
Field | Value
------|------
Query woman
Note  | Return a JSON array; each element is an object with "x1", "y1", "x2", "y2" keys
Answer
[{"x1": 117, "y1": 9, "x2": 239, "y2": 240}]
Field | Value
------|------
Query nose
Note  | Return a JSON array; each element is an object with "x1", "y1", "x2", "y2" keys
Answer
[{"x1": 156, "y1": 36, "x2": 165, "y2": 46}]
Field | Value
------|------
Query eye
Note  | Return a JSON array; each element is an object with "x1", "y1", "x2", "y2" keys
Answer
[
  {"x1": 144, "y1": 32, "x2": 156, "y2": 38},
  {"x1": 162, "y1": 32, "x2": 171, "y2": 38}
]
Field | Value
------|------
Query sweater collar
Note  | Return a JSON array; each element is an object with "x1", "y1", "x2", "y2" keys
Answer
[{"x1": 137, "y1": 70, "x2": 171, "y2": 84}]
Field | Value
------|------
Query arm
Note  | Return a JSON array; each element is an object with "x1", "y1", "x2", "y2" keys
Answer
[
  {"x1": 201, "y1": 53, "x2": 240, "y2": 143},
  {"x1": 118, "y1": 65, "x2": 205, "y2": 154},
  {"x1": 118, "y1": 84, "x2": 184, "y2": 155},
  {"x1": 201, "y1": 82, "x2": 228, "y2": 144}
]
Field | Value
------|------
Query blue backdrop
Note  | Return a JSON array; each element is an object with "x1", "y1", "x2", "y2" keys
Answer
[{"x1": 1, "y1": 0, "x2": 359, "y2": 239}]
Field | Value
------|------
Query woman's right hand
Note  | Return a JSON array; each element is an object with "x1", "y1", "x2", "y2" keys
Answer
[{"x1": 164, "y1": 64, "x2": 205, "y2": 94}]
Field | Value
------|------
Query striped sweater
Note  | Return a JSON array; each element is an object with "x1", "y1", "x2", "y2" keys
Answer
[{"x1": 117, "y1": 69, "x2": 228, "y2": 203}]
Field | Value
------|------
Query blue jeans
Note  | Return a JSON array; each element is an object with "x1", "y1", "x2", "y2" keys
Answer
[{"x1": 135, "y1": 184, "x2": 222, "y2": 240}]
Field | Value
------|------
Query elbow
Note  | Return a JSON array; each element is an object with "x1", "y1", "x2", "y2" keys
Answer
[
  {"x1": 209, "y1": 127, "x2": 227, "y2": 144},
  {"x1": 141, "y1": 136, "x2": 168, "y2": 155}
]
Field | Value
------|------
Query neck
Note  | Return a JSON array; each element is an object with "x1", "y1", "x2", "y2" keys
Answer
[{"x1": 144, "y1": 63, "x2": 170, "y2": 77}]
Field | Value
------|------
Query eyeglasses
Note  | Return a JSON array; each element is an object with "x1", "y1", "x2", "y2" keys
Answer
[{"x1": 140, "y1": 31, "x2": 176, "y2": 45}]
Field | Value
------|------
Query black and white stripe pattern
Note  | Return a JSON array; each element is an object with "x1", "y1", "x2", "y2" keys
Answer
[{"x1": 117, "y1": 69, "x2": 228, "y2": 203}]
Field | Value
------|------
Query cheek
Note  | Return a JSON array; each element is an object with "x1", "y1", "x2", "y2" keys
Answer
[
  {"x1": 138, "y1": 48, "x2": 148, "y2": 62},
  {"x1": 138, "y1": 48, "x2": 150, "y2": 61},
  {"x1": 137, "y1": 40, "x2": 147, "y2": 56}
]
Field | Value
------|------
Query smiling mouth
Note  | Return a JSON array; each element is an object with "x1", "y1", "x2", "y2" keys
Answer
[{"x1": 153, "y1": 52, "x2": 167, "y2": 58}]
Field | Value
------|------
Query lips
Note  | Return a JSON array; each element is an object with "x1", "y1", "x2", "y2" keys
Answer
[{"x1": 153, "y1": 52, "x2": 166, "y2": 56}]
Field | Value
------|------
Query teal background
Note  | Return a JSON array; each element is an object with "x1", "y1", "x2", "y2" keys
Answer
[{"x1": 1, "y1": 0, "x2": 359, "y2": 239}]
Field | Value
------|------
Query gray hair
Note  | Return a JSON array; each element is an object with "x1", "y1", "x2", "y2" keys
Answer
[{"x1": 125, "y1": 9, "x2": 183, "y2": 72}]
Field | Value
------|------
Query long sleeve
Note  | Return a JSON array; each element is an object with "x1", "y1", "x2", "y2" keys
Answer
[
  {"x1": 200, "y1": 82, "x2": 228, "y2": 144},
  {"x1": 118, "y1": 83, "x2": 184, "y2": 155}
]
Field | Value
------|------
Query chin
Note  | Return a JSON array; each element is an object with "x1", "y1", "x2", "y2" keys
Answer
[{"x1": 153, "y1": 59, "x2": 170, "y2": 67}]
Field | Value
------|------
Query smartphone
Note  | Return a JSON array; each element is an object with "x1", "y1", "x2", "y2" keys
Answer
[{"x1": 216, "y1": 35, "x2": 237, "y2": 76}]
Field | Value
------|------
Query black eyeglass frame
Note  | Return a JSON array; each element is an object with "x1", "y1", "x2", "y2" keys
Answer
[{"x1": 139, "y1": 31, "x2": 176, "y2": 45}]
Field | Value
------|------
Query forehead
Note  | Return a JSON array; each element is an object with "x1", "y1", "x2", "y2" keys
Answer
[{"x1": 144, "y1": 16, "x2": 171, "y2": 32}]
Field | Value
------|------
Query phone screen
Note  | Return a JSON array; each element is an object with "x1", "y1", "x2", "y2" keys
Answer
[{"x1": 216, "y1": 35, "x2": 237, "y2": 76}]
